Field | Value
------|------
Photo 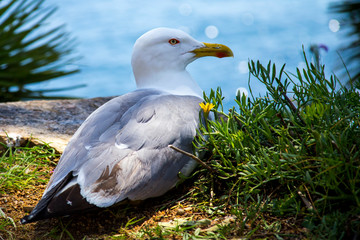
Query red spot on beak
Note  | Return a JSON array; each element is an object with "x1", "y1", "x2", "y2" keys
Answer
[{"x1": 216, "y1": 52, "x2": 228, "y2": 58}]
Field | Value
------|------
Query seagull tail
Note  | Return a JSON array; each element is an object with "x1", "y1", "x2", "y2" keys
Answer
[{"x1": 21, "y1": 172, "x2": 97, "y2": 224}]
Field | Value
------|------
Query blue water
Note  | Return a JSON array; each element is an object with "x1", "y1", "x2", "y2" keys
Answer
[{"x1": 31, "y1": 0, "x2": 342, "y2": 108}]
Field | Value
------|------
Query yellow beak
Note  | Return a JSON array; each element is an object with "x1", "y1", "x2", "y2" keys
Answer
[{"x1": 191, "y1": 42, "x2": 234, "y2": 58}]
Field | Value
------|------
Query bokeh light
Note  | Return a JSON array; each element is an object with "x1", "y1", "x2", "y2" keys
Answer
[
  {"x1": 329, "y1": 19, "x2": 340, "y2": 32},
  {"x1": 205, "y1": 25, "x2": 219, "y2": 39},
  {"x1": 238, "y1": 60, "x2": 249, "y2": 74},
  {"x1": 236, "y1": 87, "x2": 249, "y2": 97},
  {"x1": 178, "y1": 4, "x2": 192, "y2": 16}
]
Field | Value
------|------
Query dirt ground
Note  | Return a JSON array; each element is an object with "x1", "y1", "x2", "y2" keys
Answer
[
  {"x1": 0, "y1": 153, "x2": 306, "y2": 240},
  {"x1": 1, "y1": 175, "x2": 205, "y2": 239},
  {"x1": 1, "y1": 181, "x2": 306, "y2": 240}
]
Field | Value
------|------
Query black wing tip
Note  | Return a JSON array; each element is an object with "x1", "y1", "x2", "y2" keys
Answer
[
  {"x1": 20, "y1": 213, "x2": 42, "y2": 224},
  {"x1": 20, "y1": 209, "x2": 52, "y2": 224},
  {"x1": 20, "y1": 215, "x2": 31, "y2": 224},
  {"x1": 20, "y1": 205, "x2": 100, "y2": 225},
  {"x1": 20, "y1": 185, "x2": 99, "y2": 224}
]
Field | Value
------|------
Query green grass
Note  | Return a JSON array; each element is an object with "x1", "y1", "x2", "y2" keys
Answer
[
  {"x1": 0, "y1": 51, "x2": 359, "y2": 239},
  {"x1": 0, "y1": 143, "x2": 59, "y2": 239},
  {"x1": 0, "y1": 142, "x2": 59, "y2": 194}
]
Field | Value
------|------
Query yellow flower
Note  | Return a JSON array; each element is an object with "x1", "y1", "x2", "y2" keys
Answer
[{"x1": 199, "y1": 102, "x2": 215, "y2": 114}]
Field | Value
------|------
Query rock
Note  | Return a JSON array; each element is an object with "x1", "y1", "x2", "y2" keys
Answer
[
  {"x1": 0, "y1": 97, "x2": 114, "y2": 153},
  {"x1": 158, "y1": 218, "x2": 211, "y2": 229}
]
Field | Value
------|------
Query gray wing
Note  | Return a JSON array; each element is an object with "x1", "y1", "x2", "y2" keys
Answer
[
  {"x1": 44, "y1": 89, "x2": 161, "y2": 192},
  {"x1": 78, "y1": 93, "x2": 202, "y2": 207},
  {"x1": 47, "y1": 90, "x2": 201, "y2": 208},
  {"x1": 22, "y1": 89, "x2": 171, "y2": 223}
]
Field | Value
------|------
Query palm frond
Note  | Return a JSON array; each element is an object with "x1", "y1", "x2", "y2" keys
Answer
[
  {"x1": 330, "y1": 1, "x2": 360, "y2": 86},
  {"x1": 0, "y1": 0, "x2": 80, "y2": 102}
]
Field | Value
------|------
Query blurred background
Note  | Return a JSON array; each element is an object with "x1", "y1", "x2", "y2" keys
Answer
[{"x1": 1, "y1": 0, "x2": 358, "y2": 106}]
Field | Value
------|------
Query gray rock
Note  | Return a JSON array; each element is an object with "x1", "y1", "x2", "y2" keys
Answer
[{"x1": 0, "y1": 97, "x2": 114, "y2": 152}]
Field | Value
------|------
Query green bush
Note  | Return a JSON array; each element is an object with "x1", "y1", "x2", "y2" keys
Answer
[
  {"x1": 0, "y1": 0, "x2": 81, "y2": 102},
  {"x1": 195, "y1": 51, "x2": 360, "y2": 239}
]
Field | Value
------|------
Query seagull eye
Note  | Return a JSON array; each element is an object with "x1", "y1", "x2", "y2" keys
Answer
[{"x1": 169, "y1": 38, "x2": 180, "y2": 45}]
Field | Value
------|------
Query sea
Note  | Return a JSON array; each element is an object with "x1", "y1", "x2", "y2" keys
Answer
[{"x1": 29, "y1": 0, "x2": 343, "y2": 108}]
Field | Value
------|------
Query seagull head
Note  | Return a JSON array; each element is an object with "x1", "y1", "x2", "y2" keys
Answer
[{"x1": 131, "y1": 27, "x2": 233, "y2": 97}]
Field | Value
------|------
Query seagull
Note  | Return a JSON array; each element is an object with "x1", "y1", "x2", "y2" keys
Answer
[{"x1": 21, "y1": 27, "x2": 233, "y2": 224}]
